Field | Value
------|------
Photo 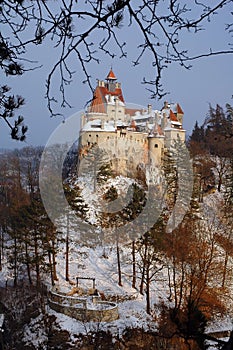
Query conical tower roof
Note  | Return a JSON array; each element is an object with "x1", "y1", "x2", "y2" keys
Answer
[{"x1": 106, "y1": 68, "x2": 117, "y2": 80}]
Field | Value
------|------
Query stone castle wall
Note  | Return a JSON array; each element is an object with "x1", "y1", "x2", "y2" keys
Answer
[
  {"x1": 78, "y1": 129, "x2": 164, "y2": 177},
  {"x1": 48, "y1": 289, "x2": 119, "y2": 323}
]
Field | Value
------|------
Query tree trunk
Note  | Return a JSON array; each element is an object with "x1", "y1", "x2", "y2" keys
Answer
[
  {"x1": 146, "y1": 264, "x2": 150, "y2": 314},
  {"x1": 218, "y1": 176, "x2": 222, "y2": 192},
  {"x1": 222, "y1": 252, "x2": 229, "y2": 288},
  {"x1": 34, "y1": 230, "x2": 40, "y2": 286},
  {"x1": 167, "y1": 265, "x2": 173, "y2": 301},
  {"x1": 65, "y1": 214, "x2": 69, "y2": 281},
  {"x1": 52, "y1": 240, "x2": 58, "y2": 281},
  {"x1": 13, "y1": 235, "x2": 18, "y2": 286},
  {"x1": 140, "y1": 262, "x2": 145, "y2": 294},
  {"x1": 132, "y1": 240, "x2": 136, "y2": 289},
  {"x1": 48, "y1": 249, "x2": 54, "y2": 286},
  {"x1": 94, "y1": 159, "x2": 97, "y2": 192},
  {"x1": 140, "y1": 241, "x2": 148, "y2": 295},
  {"x1": 117, "y1": 242, "x2": 122, "y2": 286},
  {"x1": 199, "y1": 178, "x2": 203, "y2": 202},
  {"x1": 25, "y1": 242, "x2": 32, "y2": 285},
  {"x1": 172, "y1": 255, "x2": 178, "y2": 309}
]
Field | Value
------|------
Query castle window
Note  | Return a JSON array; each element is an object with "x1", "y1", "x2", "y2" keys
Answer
[
  {"x1": 89, "y1": 134, "x2": 91, "y2": 137},
  {"x1": 154, "y1": 144, "x2": 158, "y2": 148}
]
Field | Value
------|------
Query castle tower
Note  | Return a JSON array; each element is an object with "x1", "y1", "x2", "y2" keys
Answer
[
  {"x1": 176, "y1": 103, "x2": 184, "y2": 125},
  {"x1": 148, "y1": 123, "x2": 164, "y2": 166},
  {"x1": 106, "y1": 68, "x2": 117, "y2": 92},
  {"x1": 86, "y1": 68, "x2": 126, "y2": 124},
  {"x1": 78, "y1": 71, "x2": 186, "y2": 178},
  {"x1": 79, "y1": 69, "x2": 127, "y2": 155},
  {"x1": 161, "y1": 102, "x2": 185, "y2": 148}
]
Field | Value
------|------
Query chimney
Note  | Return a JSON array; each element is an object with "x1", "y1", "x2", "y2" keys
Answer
[{"x1": 148, "y1": 104, "x2": 152, "y2": 114}]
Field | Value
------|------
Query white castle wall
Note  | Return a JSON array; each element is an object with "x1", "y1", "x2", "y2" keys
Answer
[{"x1": 78, "y1": 128, "x2": 165, "y2": 177}]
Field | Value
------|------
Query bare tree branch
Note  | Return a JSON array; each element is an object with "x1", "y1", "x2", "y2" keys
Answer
[{"x1": 0, "y1": 0, "x2": 232, "y2": 128}]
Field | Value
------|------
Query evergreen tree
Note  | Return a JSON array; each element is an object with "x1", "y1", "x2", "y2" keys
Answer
[
  {"x1": 103, "y1": 185, "x2": 118, "y2": 203},
  {"x1": 0, "y1": 85, "x2": 27, "y2": 140},
  {"x1": 63, "y1": 183, "x2": 89, "y2": 220},
  {"x1": 8, "y1": 194, "x2": 60, "y2": 286},
  {"x1": 63, "y1": 183, "x2": 89, "y2": 281},
  {"x1": 97, "y1": 163, "x2": 114, "y2": 183},
  {"x1": 78, "y1": 144, "x2": 110, "y2": 192},
  {"x1": 163, "y1": 137, "x2": 193, "y2": 232},
  {"x1": 188, "y1": 121, "x2": 206, "y2": 157}
]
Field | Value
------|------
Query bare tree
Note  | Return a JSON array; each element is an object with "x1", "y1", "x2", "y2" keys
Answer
[
  {"x1": 160, "y1": 214, "x2": 228, "y2": 348},
  {"x1": 0, "y1": 0, "x2": 232, "y2": 135},
  {"x1": 137, "y1": 233, "x2": 164, "y2": 314}
]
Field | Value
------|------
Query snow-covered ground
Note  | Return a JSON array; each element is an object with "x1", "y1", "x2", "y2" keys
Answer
[
  {"x1": 1, "y1": 176, "x2": 233, "y2": 349},
  {"x1": 20, "y1": 237, "x2": 233, "y2": 349}
]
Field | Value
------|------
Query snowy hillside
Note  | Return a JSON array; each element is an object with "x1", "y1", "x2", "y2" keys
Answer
[{"x1": 1, "y1": 173, "x2": 233, "y2": 349}]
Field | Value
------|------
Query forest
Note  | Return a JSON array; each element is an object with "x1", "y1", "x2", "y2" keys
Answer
[{"x1": 0, "y1": 103, "x2": 233, "y2": 349}]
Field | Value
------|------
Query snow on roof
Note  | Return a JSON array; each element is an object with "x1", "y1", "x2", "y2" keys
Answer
[
  {"x1": 116, "y1": 120, "x2": 127, "y2": 127},
  {"x1": 82, "y1": 119, "x2": 128, "y2": 132},
  {"x1": 132, "y1": 110, "x2": 161, "y2": 121},
  {"x1": 162, "y1": 103, "x2": 183, "y2": 115},
  {"x1": 105, "y1": 95, "x2": 125, "y2": 106},
  {"x1": 82, "y1": 119, "x2": 113, "y2": 132},
  {"x1": 171, "y1": 121, "x2": 182, "y2": 126},
  {"x1": 132, "y1": 113, "x2": 151, "y2": 121},
  {"x1": 164, "y1": 127, "x2": 185, "y2": 133},
  {"x1": 103, "y1": 123, "x2": 116, "y2": 131}
]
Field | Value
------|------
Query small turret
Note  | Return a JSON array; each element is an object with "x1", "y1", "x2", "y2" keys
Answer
[
  {"x1": 106, "y1": 69, "x2": 117, "y2": 81},
  {"x1": 106, "y1": 68, "x2": 117, "y2": 92},
  {"x1": 176, "y1": 103, "x2": 184, "y2": 125}
]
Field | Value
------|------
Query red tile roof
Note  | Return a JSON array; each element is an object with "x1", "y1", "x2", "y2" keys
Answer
[
  {"x1": 157, "y1": 125, "x2": 164, "y2": 136},
  {"x1": 89, "y1": 86, "x2": 106, "y2": 113},
  {"x1": 89, "y1": 83, "x2": 124, "y2": 113},
  {"x1": 100, "y1": 86, "x2": 124, "y2": 102},
  {"x1": 106, "y1": 69, "x2": 117, "y2": 80},
  {"x1": 177, "y1": 103, "x2": 184, "y2": 114},
  {"x1": 125, "y1": 108, "x2": 141, "y2": 116},
  {"x1": 130, "y1": 120, "x2": 137, "y2": 129},
  {"x1": 169, "y1": 110, "x2": 179, "y2": 122}
]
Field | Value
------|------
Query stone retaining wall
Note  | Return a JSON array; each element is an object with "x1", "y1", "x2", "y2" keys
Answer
[{"x1": 48, "y1": 289, "x2": 119, "y2": 322}]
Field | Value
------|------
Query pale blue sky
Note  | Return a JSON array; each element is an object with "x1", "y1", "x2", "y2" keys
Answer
[{"x1": 1, "y1": 2, "x2": 232, "y2": 149}]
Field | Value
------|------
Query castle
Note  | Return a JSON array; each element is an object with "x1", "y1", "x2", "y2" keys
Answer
[{"x1": 78, "y1": 69, "x2": 185, "y2": 177}]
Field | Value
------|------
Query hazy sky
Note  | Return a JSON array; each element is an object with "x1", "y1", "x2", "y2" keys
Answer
[{"x1": 1, "y1": 2, "x2": 232, "y2": 150}]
